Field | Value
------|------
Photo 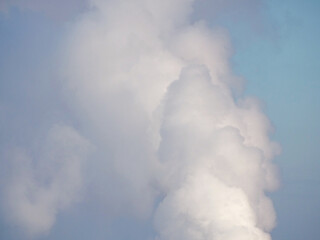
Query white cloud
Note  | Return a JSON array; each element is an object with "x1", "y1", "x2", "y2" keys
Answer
[
  {"x1": 2, "y1": 124, "x2": 92, "y2": 236},
  {"x1": 1, "y1": 0, "x2": 279, "y2": 238},
  {"x1": 61, "y1": 0, "x2": 278, "y2": 239},
  {"x1": 155, "y1": 66, "x2": 277, "y2": 239}
]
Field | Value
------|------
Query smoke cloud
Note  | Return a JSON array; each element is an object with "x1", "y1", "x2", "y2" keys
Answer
[
  {"x1": 1, "y1": 124, "x2": 92, "y2": 236},
  {"x1": 0, "y1": 0, "x2": 279, "y2": 239}
]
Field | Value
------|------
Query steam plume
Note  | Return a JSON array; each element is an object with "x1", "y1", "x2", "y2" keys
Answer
[{"x1": 1, "y1": 0, "x2": 279, "y2": 239}]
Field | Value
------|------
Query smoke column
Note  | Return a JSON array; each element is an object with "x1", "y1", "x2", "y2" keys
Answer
[{"x1": 1, "y1": 0, "x2": 279, "y2": 239}]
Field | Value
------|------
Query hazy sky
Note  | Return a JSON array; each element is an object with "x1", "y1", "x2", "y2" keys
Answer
[{"x1": 0, "y1": 0, "x2": 319, "y2": 240}]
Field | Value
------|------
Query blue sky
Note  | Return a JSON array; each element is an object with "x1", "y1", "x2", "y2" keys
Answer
[
  {"x1": 194, "y1": 1, "x2": 320, "y2": 238},
  {"x1": 230, "y1": 1, "x2": 320, "y2": 239},
  {"x1": 0, "y1": 0, "x2": 319, "y2": 239}
]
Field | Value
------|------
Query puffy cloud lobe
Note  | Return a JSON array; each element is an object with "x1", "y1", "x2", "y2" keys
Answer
[
  {"x1": 155, "y1": 66, "x2": 277, "y2": 239},
  {"x1": 2, "y1": 124, "x2": 92, "y2": 236}
]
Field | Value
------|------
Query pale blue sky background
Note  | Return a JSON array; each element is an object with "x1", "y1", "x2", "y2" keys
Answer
[
  {"x1": 229, "y1": 1, "x2": 320, "y2": 239},
  {"x1": 0, "y1": 0, "x2": 319, "y2": 239},
  {"x1": 196, "y1": 1, "x2": 320, "y2": 238}
]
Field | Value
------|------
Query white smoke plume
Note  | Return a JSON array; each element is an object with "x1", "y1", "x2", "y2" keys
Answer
[
  {"x1": 0, "y1": 0, "x2": 279, "y2": 239},
  {"x1": 2, "y1": 124, "x2": 92, "y2": 236}
]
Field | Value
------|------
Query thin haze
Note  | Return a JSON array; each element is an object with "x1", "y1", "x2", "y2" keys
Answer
[{"x1": 0, "y1": 0, "x2": 279, "y2": 239}]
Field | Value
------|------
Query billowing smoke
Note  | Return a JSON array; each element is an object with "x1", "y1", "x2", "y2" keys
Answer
[
  {"x1": 2, "y1": 125, "x2": 92, "y2": 236},
  {"x1": 0, "y1": 0, "x2": 279, "y2": 239}
]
